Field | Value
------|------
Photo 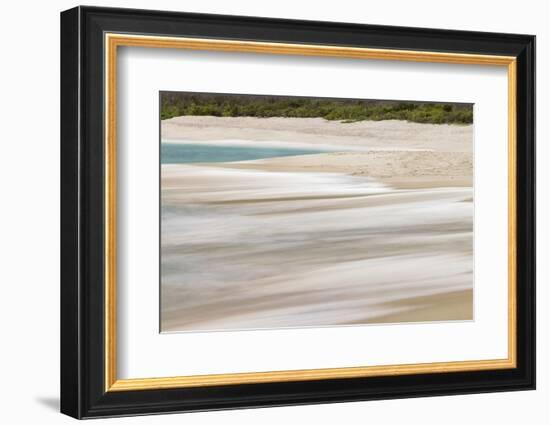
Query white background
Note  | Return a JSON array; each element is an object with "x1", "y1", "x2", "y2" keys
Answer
[
  {"x1": 118, "y1": 48, "x2": 509, "y2": 378},
  {"x1": 0, "y1": 0, "x2": 545, "y2": 424}
]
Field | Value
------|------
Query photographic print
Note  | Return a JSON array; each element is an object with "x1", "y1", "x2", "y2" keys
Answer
[
  {"x1": 160, "y1": 92, "x2": 474, "y2": 332},
  {"x1": 61, "y1": 9, "x2": 535, "y2": 417}
]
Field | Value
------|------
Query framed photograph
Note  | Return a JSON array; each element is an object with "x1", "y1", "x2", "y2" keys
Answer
[{"x1": 60, "y1": 6, "x2": 535, "y2": 419}]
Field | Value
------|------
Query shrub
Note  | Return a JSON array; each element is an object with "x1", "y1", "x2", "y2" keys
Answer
[{"x1": 160, "y1": 92, "x2": 473, "y2": 125}]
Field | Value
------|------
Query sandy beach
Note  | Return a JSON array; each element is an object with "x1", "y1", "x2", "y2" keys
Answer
[{"x1": 161, "y1": 116, "x2": 473, "y2": 332}]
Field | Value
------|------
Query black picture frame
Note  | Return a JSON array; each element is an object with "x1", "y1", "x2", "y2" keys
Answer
[{"x1": 61, "y1": 5, "x2": 535, "y2": 419}]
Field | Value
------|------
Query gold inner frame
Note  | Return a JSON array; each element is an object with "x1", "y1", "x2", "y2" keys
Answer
[{"x1": 104, "y1": 33, "x2": 517, "y2": 392}]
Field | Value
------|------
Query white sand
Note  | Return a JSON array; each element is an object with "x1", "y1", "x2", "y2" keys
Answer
[
  {"x1": 162, "y1": 116, "x2": 473, "y2": 189},
  {"x1": 162, "y1": 116, "x2": 472, "y2": 152}
]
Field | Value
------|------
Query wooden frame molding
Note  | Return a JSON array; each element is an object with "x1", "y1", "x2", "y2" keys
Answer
[{"x1": 103, "y1": 33, "x2": 518, "y2": 392}]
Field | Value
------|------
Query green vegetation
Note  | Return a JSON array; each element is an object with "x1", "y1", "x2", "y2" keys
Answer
[{"x1": 160, "y1": 92, "x2": 473, "y2": 124}]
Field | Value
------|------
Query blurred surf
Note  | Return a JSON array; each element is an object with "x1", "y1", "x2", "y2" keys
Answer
[{"x1": 161, "y1": 164, "x2": 473, "y2": 332}]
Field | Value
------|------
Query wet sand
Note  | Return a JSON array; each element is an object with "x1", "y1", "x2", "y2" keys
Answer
[{"x1": 161, "y1": 117, "x2": 473, "y2": 332}]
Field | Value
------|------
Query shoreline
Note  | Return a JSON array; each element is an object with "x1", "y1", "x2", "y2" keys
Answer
[{"x1": 161, "y1": 116, "x2": 472, "y2": 190}]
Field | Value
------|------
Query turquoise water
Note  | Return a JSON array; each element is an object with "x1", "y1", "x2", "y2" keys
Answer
[{"x1": 161, "y1": 143, "x2": 325, "y2": 164}]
